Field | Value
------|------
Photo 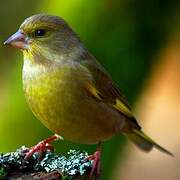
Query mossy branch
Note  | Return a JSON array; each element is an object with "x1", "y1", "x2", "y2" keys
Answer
[{"x1": 0, "y1": 146, "x2": 100, "y2": 180}]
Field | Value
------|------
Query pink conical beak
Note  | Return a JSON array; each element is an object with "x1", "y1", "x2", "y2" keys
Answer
[{"x1": 4, "y1": 31, "x2": 28, "y2": 50}]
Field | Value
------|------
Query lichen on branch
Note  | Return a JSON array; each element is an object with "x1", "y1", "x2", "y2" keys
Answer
[{"x1": 0, "y1": 146, "x2": 99, "y2": 179}]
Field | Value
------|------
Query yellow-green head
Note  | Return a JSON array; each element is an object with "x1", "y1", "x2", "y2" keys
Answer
[{"x1": 4, "y1": 14, "x2": 82, "y2": 64}]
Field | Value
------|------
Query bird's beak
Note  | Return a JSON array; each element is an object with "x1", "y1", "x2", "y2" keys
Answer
[{"x1": 4, "y1": 31, "x2": 28, "y2": 50}]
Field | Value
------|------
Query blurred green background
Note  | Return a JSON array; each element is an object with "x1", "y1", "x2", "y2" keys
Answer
[{"x1": 0, "y1": 0, "x2": 180, "y2": 179}]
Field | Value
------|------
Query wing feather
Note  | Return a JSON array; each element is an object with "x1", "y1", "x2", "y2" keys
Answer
[{"x1": 81, "y1": 59, "x2": 141, "y2": 129}]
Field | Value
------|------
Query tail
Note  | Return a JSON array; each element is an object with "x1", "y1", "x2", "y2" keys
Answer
[{"x1": 126, "y1": 129, "x2": 174, "y2": 157}]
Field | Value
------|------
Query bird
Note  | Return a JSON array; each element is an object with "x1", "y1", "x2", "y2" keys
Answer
[{"x1": 4, "y1": 14, "x2": 173, "y2": 176}]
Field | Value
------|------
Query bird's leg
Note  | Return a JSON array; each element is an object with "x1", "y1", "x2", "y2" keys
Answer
[
  {"x1": 24, "y1": 134, "x2": 63, "y2": 160},
  {"x1": 86, "y1": 142, "x2": 102, "y2": 177}
]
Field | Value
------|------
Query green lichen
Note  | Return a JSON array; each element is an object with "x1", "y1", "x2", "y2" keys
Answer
[
  {"x1": 0, "y1": 146, "x2": 92, "y2": 179},
  {"x1": 36, "y1": 149, "x2": 92, "y2": 177}
]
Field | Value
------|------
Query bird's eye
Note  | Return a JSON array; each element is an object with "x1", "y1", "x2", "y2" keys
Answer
[{"x1": 34, "y1": 29, "x2": 46, "y2": 37}]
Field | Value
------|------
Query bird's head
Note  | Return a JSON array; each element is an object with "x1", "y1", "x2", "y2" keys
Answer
[{"x1": 4, "y1": 14, "x2": 82, "y2": 63}]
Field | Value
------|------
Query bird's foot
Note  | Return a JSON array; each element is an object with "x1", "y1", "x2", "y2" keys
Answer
[
  {"x1": 23, "y1": 134, "x2": 63, "y2": 160},
  {"x1": 86, "y1": 150, "x2": 101, "y2": 177}
]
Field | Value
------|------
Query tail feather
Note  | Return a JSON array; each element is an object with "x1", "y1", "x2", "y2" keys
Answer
[{"x1": 126, "y1": 129, "x2": 174, "y2": 157}]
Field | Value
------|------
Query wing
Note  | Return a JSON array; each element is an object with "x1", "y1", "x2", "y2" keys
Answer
[{"x1": 81, "y1": 59, "x2": 141, "y2": 130}]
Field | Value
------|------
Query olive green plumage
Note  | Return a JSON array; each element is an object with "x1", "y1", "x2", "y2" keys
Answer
[{"x1": 5, "y1": 14, "x2": 173, "y2": 156}]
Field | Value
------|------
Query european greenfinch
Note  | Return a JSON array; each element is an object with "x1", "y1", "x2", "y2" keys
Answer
[{"x1": 4, "y1": 14, "x2": 173, "y2": 175}]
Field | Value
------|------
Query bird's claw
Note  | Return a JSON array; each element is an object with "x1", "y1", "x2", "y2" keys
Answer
[
  {"x1": 23, "y1": 134, "x2": 62, "y2": 160},
  {"x1": 86, "y1": 150, "x2": 101, "y2": 177},
  {"x1": 23, "y1": 142, "x2": 53, "y2": 160}
]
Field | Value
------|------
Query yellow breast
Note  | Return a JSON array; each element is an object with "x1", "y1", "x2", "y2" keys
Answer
[{"x1": 23, "y1": 59, "x2": 120, "y2": 144}]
